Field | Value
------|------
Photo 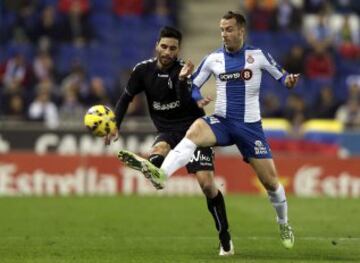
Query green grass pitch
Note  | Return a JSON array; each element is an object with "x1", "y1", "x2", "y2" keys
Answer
[{"x1": 0, "y1": 195, "x2": 359, "y2": 263}]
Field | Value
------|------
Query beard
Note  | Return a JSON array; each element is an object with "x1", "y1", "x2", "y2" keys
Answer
[{"x1": 158, "y1": 55, "x2": 175, "y2": 68}]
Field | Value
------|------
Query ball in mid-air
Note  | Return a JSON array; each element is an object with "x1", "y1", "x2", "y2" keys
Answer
[{"x1": 84, "y1": 105, "x2": 116, "y2": 137}]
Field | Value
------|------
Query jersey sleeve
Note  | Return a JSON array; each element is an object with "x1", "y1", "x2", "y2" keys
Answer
[
  {"x1": 125, "y1": 64, "x2": 145, "y2": 96},
  {"x1": 191, "y1": 55, "x2": 212, "y2": 101},
  {"x1": 260, "y1": 50, "x2": 288, "y2": 81}
]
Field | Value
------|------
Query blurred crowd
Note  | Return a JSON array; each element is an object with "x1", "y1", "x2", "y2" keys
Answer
[
  {"x1": 0, "y1": 0, "x2": 359, "y2": 132},
  {"x1": 242, "y1": 0, "x2": 360, "y2": 133},
  {"x1": 0, "y1": 0, "x2": 178, "y2": 128}
]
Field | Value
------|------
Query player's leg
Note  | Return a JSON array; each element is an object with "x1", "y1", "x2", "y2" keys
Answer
[
  {"x1": 234, "y1": 121, "x2": 294, "y2": 249},
  {"x1": 188, "y1": 147, "x2": 234, "y2": 255},
  {"x1": 118, "y1": 134, "x2": 173, "y2": 189},
  {"x1": 118, "y1": 132, "x2": 171, "y2": 170},
  {"x1": 141, "y1": 117, "x2": 217, "y2": 186},
  {"x1": 195, "y1": 170, "x2": 234, "y2": 256},
  {"x1": 161, "y1": 118, "x2": 217, "y2": 175},
  {"x1": 249, "y1": 157, "x2": 294, "y2": 249},
  {"x1": 148, "y1": 141, "x2": 171, "y2": 167}
]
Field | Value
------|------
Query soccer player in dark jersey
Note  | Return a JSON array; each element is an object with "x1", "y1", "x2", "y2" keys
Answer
[{"x1": 105, "y1": 26, "x2": 234, "y2": 256}]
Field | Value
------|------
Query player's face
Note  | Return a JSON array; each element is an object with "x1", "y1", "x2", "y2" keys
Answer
[
  {"x1": 156, "y1": 37, "x2": 180, "y2": 69},
  {"x1": 220, "y1": 18, "x2": 245, "y2": 52}
]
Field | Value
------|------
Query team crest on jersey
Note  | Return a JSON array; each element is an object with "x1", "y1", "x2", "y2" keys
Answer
[{"x1": 247, "y1": 55, "x2": 254, "y2": 64}]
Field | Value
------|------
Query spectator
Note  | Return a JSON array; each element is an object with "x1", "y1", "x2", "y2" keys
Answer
[
  {"x1": 35, "y1": 78, "x2": 60, "y2": 105},
  {"x1": 113, "y1": 0, "x2": 144, "y2": 16},
  {"x1": 261, "y1": 93, "x2": 284, "y2": 118},
  {"x1": 305, "y1": 12, "x2": 334, "y2": 51},
  {"x1": 283, "y1": 93, "x2": 309, "y2": 138},
  {"x1": 58, "y1": 0, "x2": 92, "y2": 46},
  {"x1": 2, "y1": 53, "x2": 32, "y2": 91},
  {"x1": 331, "y1": 0, "x2": 354, "y2": 14},
  {"x1": 28, "y1": 86, "x2": 59, "y2": 128},
  {"x1": 274, "y1": 0, "x2": 302, "y2": 31},
  {"x1": 305, "y1": 43, "x2": 335, "y2": 82},
  {"x1": 334, "y1": 15, "x2": 360, "y2": 60},
  {"x1": 3, "y1": 93, "x2": 27, "y2": 121},
  {"x1": 336, "y1": 98, "x2": 360, "y2": 129},
  {"x1": 60, "y1": 63, "x2": 88, "y2": 99},
  {"x1": 7, "y1": 0, "x2": 37, "y2": 43},
  {"x1": 83, "y1": 77, "x2": 111, "y2": 106},
  {"x1": 33, "y1": 5, "x2": 60, "y2": 49},
  {"x1": 247, "y1": 0, "x2": 276, "y2": 32},
  {"x1": 144, "y1": 0, "x2": 178, "y2": 25},
  {"x1": 312, "y1": 86, "x2": 340, "y2": 118},
  {"x1": 33, "y1": 50, "x2": 56, "y2": 82},
  {"x1": 58, "y1": 0, "x2": 90, "y2": 15},
  {"x1": 59, "y1": 89, "x2": 84, "y2": 122},
  {"x1": 304, "y1": 0, "x2": 328, "y2": 14},
  {"x1": 283, "y1": 45, "x2": 305, "y2": 75}
]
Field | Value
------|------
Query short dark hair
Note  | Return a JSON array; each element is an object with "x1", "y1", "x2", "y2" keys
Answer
[
  {"x1": 158, "y1": 26, "x2": 182, "y2": 44},
  {"x1": 222, "y1": 11, "x2": 246, "y2": 27}
]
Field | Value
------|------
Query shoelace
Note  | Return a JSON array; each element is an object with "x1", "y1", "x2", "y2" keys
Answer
[{"x1": 280, "y1": 225, "x2": 292, "y2": 239}]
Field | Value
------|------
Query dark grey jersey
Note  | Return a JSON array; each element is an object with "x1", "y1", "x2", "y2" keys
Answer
[{"x1": 115, "y1": 58, "x2": 205, "y2": 133}]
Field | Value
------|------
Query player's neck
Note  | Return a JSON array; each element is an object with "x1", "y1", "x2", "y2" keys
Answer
[
  {"x1": 225, "y1": 41, "x2": 244, "y2": 53},
  {"x1": 156, "y1": 61, "x2": 173, "y2": 71}
]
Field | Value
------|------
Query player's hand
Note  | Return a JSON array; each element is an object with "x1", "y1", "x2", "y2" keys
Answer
[
  {"x1": 179, "y1": 60, "x2": 194, "y2": 81},
  {"x1": 104, "y1": 128, "x2": 119, "y2": 146},
  {"x1": 285, "y1": 73, "x2": 300, "y2": 89},
  {"x1": 197, "y1": 96, "x2": 213, "y2": 108}
]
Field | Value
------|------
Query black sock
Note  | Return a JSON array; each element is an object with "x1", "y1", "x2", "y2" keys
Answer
[
  {"x1": 206, "y1": 191, "x2": 231, "y2": 250},
  {"x1": 148, "y1": 154, "x2": 165, "y2": 168}
]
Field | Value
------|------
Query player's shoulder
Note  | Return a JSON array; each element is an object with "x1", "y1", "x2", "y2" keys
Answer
[
  {"x1": 244, "y1": 44, "x2": 263, "y2": 55},
  {"x1": 201, "y1": 48, "x2": 224, "y2": 63},
  {"x1": 132, "y1": 57, "x2": 156, "y2": 71}
]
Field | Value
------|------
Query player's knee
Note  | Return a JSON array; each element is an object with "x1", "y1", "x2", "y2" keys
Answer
[
  {"x1": 185, "y1": 121, "x2": 203, "y2": 141},
  {"x1": 198, "y1": 176, "x2": 217, "y2": 198},
  {"x1": 148, "y1": 154, "x2": 165, "y2": 168},
  {"x1": 152, "y1": 142, "x2": 171, "y2": 154},
  {"x1": 262, "y1": 180, "x2": 278, "y2": 192}
]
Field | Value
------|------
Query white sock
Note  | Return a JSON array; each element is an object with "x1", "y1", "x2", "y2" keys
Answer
[
  {"x1": 161, "y1": 137, "x2": 197, "y2": 178},
  {"x1": 267, "y1": 184, "x2": 288, "y2": 225}
]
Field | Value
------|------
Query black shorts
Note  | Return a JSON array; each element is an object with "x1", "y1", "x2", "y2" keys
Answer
[{"x1": 153, "y1": 132, "x2": 215, "y2": 174}]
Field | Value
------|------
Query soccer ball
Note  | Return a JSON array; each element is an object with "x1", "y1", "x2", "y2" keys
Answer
[{"x1": 84, "y1": 105, "x2": 116, "y2": 137}]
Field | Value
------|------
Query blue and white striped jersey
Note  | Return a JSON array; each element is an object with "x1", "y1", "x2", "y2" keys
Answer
[{"x1": 191, "y1": 44, "x2": 287, "y2": 123}]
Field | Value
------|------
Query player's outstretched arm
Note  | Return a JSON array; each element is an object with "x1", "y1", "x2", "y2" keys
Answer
[{"x1": 284, "y1": 73, "x2": 300, "y2": 89}]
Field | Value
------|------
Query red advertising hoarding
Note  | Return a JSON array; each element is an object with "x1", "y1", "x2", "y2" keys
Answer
[{"x1": 0, "y1": 153, "x2": 359, "y2": 197}]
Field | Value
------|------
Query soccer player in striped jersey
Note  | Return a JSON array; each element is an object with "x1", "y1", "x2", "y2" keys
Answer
[{"x1": 124, "y1": 11, "x2": 299, "y2": 250}]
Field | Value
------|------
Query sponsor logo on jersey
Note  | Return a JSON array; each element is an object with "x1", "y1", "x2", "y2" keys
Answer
[
  {"x1": 254, "y1": 140, "x2": 268, "y2": 155},
  {"x1": 153, "y1": 100, "x2": 180, "y2": 111},
  {"x1": 157, "y1": 73, "x2": 169, "y2": 77},
  {"x1": 219, "y1": 69, "x2": 253, "y2": 81}
]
